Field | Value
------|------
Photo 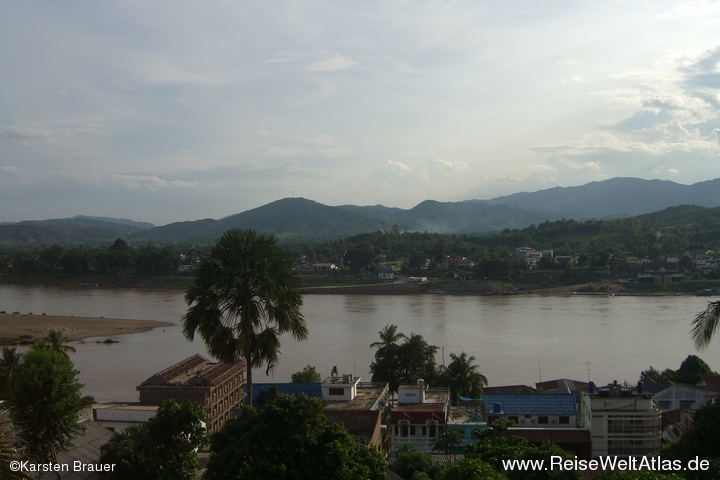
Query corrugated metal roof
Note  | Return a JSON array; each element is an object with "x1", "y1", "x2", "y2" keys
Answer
[{"x1": 484, "y1": 394, "x2": 577, "y2": 416}]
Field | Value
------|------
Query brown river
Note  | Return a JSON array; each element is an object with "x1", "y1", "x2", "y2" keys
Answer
[{"x1": 1, "y1": 285, "x2": 718, "y2": 403}]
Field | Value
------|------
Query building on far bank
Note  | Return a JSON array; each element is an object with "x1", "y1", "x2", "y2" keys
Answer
[{"x1": 136, "y1": 353, "x2": 245, "y2": 434}]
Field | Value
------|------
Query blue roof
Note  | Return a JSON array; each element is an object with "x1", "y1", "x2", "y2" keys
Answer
[{"x1": 484, "y1": 394, "x2": 577, "y2": 416}]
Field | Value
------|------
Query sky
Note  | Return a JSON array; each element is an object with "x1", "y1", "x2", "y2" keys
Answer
[{"x1": 2, "y1": 1, "x2": 720, "y2": 226}]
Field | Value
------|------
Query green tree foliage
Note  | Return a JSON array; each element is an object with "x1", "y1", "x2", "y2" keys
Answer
[
  {"x1": 676, "y1": 354, "x2": 716, "y2": 384},
  {"x1": 466, "y1": 435, "x2": 580, "y2": 480},
  {"x1": 291, "y1": 364, "x2": 321, "y2": 383},
  {"x1": 692, "y1": 301, "x2": 720, "y2": 350},
  {"x1": 439, "y1": 457, "x2": 507, "y2": 480},
  {"x1": 343, "y1": 247, "x2": 375, "y2": 273},
  {"x1": 595, "y1": 471, "x2": 684, "y2": 480},
  {"x1": 0, "y1": 346, "x2": 23, "y2": 400},
  {"x1": 9, "y1": 347, "x2": 91, "y2": 465},
  {"x1": 370, "y1": 326, "x2": 438, "y2": 393},
  {"x1": 32, "y1": 329, "x2": 76, "y2": 357},
  {"x1": 640, "y1": 355, "x2": 716, "y2": 385},
  {"x1": 389, "y1": 444, "x2": 444, "y2": 480},
  {"x1": 182, "y1": 229, "x2": 307, "y2": 406},
  {"x1": 204, "y1": 394, "x2": 386, "y2": 480},
  {"x1": 440, "y1": 351, "x2": 488, "y2": 405},
  {"x1": 99, "y1": 399, "x2": 207, "y2": 480},
  {"x1": 431, "y1": 427, "x2": 466, "y2": 463}
]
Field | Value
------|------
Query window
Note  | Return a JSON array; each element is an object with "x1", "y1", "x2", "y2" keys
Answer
[
  {"x1": 538, "y1": 416, "x2": 549, "y2": 424},
  {"x1": 401, "y1": 424, "x2": 409, "y2": 437},
  {"x1": 559, "y1": 416, "x2": 570, "y2": 424},
  {"x1": 428, "y1": 423, "x2": 437, "y2": 438},
  {"x1": 328, "y1": 388, "x2": 344, "y2": 396},
  {"x1": 410, "y1": 426, "x2": 416, "y2": 436}
]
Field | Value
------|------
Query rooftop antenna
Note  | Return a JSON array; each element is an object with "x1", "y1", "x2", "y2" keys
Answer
[{"x1": 538, "y1": 358, "x2": 542, "y2": 383}]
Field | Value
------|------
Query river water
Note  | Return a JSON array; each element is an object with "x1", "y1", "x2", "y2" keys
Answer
[{"x1": 1, "y1": 285, "x2": 718, "y2": 403}]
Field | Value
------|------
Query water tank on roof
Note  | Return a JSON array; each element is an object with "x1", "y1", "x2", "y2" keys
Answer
[
  {"x1": 637, "y1": 381, "x2": 644, "y2": 394},
  {"x1": 493, "y1": 402, "x2": 503, "y2": 414},
  {"x1": 589, "y1": 381, "x2": 595, "y2": 394}
]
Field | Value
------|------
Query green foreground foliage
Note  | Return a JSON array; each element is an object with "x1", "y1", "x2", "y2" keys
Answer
[
  {"x1": 204, "y1": 394, "x2": 386, "y2": 480},
  {"x1": 9, "y1": 347, "x2": 91, "y2": 464},
  {"x1": 99, "y1": 399, "x2": 207, "y2": 480}
]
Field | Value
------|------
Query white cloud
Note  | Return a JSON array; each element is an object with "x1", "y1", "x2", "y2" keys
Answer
[
  {"x1": 657, "y1": 1, "x2": 720, "y2": 22},
  {"x1": 305, "y1": 55, "x2": 358, "y2": 72},
  {"x1": 434, "y1": 158, "x2": 468, "y2": 172},
  {"x1": 386, "y1": 159, "x2": 412, "y2": 173},
  {"x1": 0, "y1": 120, "x2": 106, "y2": 145},
  {"x1": 49, "y1": 170, "x2": 199, "y2": 190}
]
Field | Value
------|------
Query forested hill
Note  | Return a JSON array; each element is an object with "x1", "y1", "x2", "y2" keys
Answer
[
  {"x1": 2, "y1": 177, "x2": 720, "y2": 246},
  {"x1": 305, "y1": 205, "x2": 720, "y2": 262}
]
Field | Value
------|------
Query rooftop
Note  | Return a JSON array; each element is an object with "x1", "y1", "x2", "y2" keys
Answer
[
  {"x1": 138, "y1": 353, "x2": 243, "y2": 388},
  {"x1": 485, "y1": 394, "x2": 578, "y2": 416},
  {"x1": 324, "y1": 382, "x2": 390, "y2": 411}
]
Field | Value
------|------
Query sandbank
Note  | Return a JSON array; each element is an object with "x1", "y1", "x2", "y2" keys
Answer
[{"x1": 0, "y1": 312, "x2": 173, "y2": 345}]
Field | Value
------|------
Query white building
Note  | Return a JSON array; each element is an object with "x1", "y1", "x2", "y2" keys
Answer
[
  {"x1": 580, "y1": 384, "x2": 662, "y2": 458},
  {"x1": 92, "y1": 403, "x2": 158, "y2": 433},
  {"x1": 389, "y1": 381, "x2": 450, "y2": 453}
]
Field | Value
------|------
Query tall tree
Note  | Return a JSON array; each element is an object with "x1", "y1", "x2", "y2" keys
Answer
[
  {"x1": 182, "y1": 229, "x2": 308, "y2": 406},
  {"x1": 441, "y1": 352, "x2": 488, "y2": 405},
  {"x1": 33, "y1": 329, "x2": 76, "y2": 357},
  {"x1": 0, "y1": 346, "x2": 23, "y2": 400},
  {"x1": 692, "y1": 301, "x2": 720, "y2": 350},
  {"x1": 99, "y1": 399, "x2": 207, "y2": 480},
  {"x1": 9, "y1": 347, "x2": 91, "y2": 476}
]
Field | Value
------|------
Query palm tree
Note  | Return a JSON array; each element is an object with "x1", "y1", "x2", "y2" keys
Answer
[
  {"x1": 0, "y1": 346, "x2": 23, "y2": 400},
  {"x1": 33, "y1": 329, "x2": 76, "y2": 357},
  {"x1": 182, "y1": 229, "x2": 307, "y2": 407},
  {"x1": 691, "y1": 301, "x2": 720, "y2": 350},
  {"x1": 441, "y1": 351, "x2": 488, "y2": 406},
  {"x1": 370, "y1": 324, "x2": 406, "y2": 350}
]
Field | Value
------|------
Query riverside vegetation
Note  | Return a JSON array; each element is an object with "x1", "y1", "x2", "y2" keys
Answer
[{"x1": 3, "y1": 205, "x2": 720, "y2": 294}]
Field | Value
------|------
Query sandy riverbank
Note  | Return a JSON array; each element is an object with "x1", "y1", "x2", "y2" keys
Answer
[{"x1": 0, "y1": 312, "x2": 174, "y2": 345}]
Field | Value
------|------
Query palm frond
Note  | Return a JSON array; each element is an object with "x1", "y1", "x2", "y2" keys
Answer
[{"x1": 691, "y1": 301, "x2": 720, "y2": 350}]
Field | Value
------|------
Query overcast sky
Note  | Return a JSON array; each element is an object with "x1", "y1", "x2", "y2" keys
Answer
[{"x1": 2, "y1": 1, "x2": 720, "y2": 225}]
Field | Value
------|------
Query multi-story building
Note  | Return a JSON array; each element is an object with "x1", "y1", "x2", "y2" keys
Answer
[
  {"x1": 136, "y1": 353, "x2": 245, "y2": 434},
  {"x1": 389, "y1": 381, "x2": 450, "y2": 453},
  {"x1": 580, "y1": 383, "x2": 662, "y2": 458}
]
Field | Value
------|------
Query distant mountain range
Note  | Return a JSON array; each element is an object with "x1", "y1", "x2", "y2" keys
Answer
[{"x1": 3, "y1": 177, "x2": 720, "y2": 246}]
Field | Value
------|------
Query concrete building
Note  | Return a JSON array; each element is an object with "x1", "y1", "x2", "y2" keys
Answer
[
  {"x1": 483, "y1": 393, "x2": 591, "y2": 457},
  {"x1": 580, "y1": 383, "x2": 662, "y2": 458},
  {"x1": 389, "y1": 381, "x2": 450, "y2": 453},
  {"x1": 136, "y1": 353, "x2": 245, "y2": 434},
  {"x1": 92, "y1": 403, "x2": 158, "y2": 433},
  {"x1": 322, "y1": 373, "x2": 392, "y2": 453}
]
